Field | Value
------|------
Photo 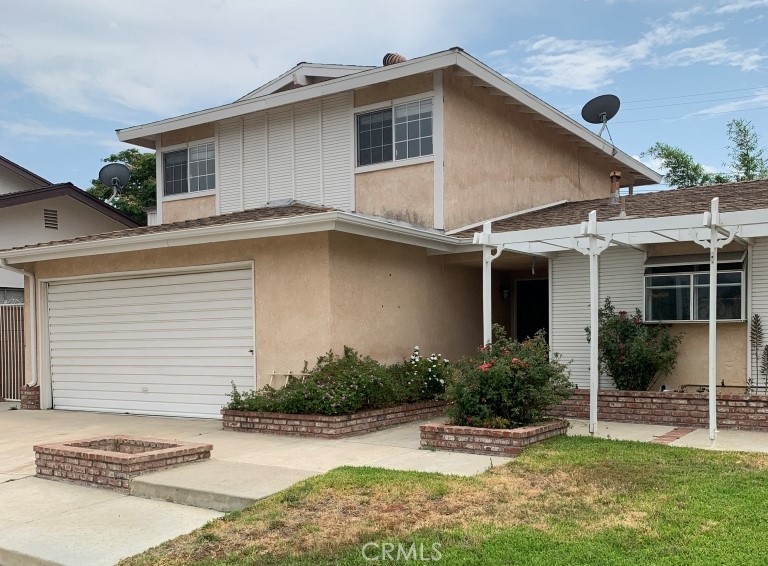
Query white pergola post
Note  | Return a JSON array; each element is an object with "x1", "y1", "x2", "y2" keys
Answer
[
  {"x1": 481, "y1": 222, "x2": 503, "y2": 345},
  {"x1": 574, "y1": 211, "x2": 612, "y2": 435},
  {"x1": 692, "y1": 197, "x2": 738, "y2": 441}
]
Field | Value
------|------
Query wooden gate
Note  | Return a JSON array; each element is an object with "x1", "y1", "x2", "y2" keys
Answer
[{"x1": 0, "y1": 304, "x2": 24, "y2": 401}]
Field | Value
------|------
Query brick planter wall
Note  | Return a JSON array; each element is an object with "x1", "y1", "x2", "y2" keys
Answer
[
  {"x1": 34, "y1": 436, "x2": 212, "y2": 493},
  {"x1": 20, "y1": 385, "x2": 40, "y2": 410},
  {"x1": 222, "y1": 400, "x2": 446, "y2": 438},
  {"x1": 549, "y1": 389, "x2": 768, "y2": 431},
  {"x1": 419, "y1": 420, "x2": 569, "y2": 457}
]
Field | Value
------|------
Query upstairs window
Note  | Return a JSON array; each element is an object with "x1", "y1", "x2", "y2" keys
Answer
[
  {"x1": 644, "y1": 254, "x2": 745, "y2": 322},
  {"x1": 163, "y1": 142, "x2": 215, "y2": 196},
  {"x1": 357, "y1": 98, "x2": 433, "y2": 167}
]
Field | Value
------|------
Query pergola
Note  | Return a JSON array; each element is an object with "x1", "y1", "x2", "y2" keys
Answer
[{"x1": 475, "y1": 198, "x2": 768, "y2": 441}]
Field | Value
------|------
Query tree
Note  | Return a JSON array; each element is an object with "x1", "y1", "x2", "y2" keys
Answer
[
  {"x1": 725, "y1": 118, "x2": 768, "y2": 182},
  {"x1": 642, "y1": 118, "x2": 768, "y2": 189},
  {"x1": 87, "y1": 149, "x2": 156, "y2": 224},
  {"x1": 641, "y1": 142, "x2": 729, "y2": 189}
]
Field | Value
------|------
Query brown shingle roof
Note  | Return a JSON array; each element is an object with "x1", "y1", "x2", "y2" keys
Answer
[
  {"x1": 2, "y1": 202, "x2": 332, "y2": 253},
  {"x1": 455, "y1": 179, "x2": 768, "y2": 237}
]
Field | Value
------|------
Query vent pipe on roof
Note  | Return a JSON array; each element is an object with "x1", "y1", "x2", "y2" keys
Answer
[
  {"x1": 383, "y1": 53, "x2": 406, "y2": 66},
  {"x1": 609, "y1": 171, "x2": 621, "y2": 204}
]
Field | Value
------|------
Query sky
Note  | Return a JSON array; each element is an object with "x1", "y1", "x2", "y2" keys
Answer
[{"x1": 1, "y1": 0, "x2": 767, "y2": 192}]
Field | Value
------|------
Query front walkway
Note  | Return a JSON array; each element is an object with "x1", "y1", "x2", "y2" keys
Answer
[{"x1": 3, "y1": 403, "x2": 768, "y2": 566}]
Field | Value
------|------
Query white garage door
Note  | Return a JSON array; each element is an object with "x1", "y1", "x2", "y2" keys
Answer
[{"x1": 47, "y1": 268, "x2": 255, "y2": 418}]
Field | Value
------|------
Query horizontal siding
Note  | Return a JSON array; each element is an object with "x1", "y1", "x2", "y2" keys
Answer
[
  {"x1": 751, "y1": 238, "x2": 768, "y2": 387},
  {"x1": 47, "y1": 269, "x2": 254, "y2": 419}
]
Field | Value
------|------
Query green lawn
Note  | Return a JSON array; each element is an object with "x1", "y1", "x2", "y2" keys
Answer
[{"x1": 120, "y1": 436, "x2": 768, "y2": 565}]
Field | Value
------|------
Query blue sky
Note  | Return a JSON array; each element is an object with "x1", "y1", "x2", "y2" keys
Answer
[{"x1": 1, "y1": 0, "x2": 767, "y2": 191}]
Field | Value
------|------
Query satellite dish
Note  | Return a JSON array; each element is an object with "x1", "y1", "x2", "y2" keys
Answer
[
  {"x1": 581, "y1": 94, "x2": 620, "y2": 141},
  {"x1": 98, "y1": 162, "x2": 130, "y2": 202}
]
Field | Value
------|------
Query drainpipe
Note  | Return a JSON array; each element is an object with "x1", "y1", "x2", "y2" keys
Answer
[{"x1": 0, "y1": 258, "x2": 37, "y2": 387}]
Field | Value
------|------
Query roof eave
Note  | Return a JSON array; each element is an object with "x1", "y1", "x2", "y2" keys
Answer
[{"x1": 0, "y1": 211, "x2": 465, "y2": 264}]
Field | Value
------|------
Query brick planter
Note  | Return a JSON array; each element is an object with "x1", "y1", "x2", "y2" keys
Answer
[
  {"x1": 34, "y1": 436, "x2": 212, "y2": 493},
  {"x1": 549, "y1": 389, "x2": 768, "y2": 432},
  {"x1": 222, "y1": 400, "x2": 447, "y2": 438},
  {"x1": 20, "y1": 385, "x2": 40, "y2": 410},
  {"x1": 419, "y1": 419, "x2": 569, "y2": 457}
]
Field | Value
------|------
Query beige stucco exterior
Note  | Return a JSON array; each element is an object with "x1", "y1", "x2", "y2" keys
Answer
[
  {"x1": 21, "y1": 231, "x2": 483, "y2": 393},
  {"x1": 355, "y1": 162, "x2": 434, "y2": 226},
  {"x1": 442, "y1": 67, "x2": 613, "y2": 231},
  {"x1": 328, "y1": 232, "x2": 481, "y2": 364},
  {"x1": 161, "y1": 124, "x2": 216, "y2": 147},
  {"x1": 661, "y1": 323, "x2": 747, "y2": 390},
  {"x1": 162, "y1": 194, "x2": 217, "y2": 223},
  {"x1": 353, "y1": 73, "x2": 433, "y2": 108}
]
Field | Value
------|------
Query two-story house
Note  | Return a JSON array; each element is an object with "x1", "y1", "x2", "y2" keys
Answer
[{"x1": 1, "y1": 48, "x2": 665, "y2": 417}]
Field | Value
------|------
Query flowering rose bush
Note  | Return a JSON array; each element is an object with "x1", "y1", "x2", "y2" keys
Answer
[
  {"x1": 445, "y1": 325, "x2": 572, "y2": 429},
  {"x1": 586, "y1": 297, "x2": 682, "y2": 391},
  {"x1": 227, "y1": 345, "x2": 447, "y2": 416}
]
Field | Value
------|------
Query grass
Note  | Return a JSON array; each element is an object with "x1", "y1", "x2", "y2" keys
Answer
[{"x1": 119, "y1": 436, "x2": 768, "y2": 565}]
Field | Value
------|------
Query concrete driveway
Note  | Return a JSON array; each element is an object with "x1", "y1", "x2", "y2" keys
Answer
[{"x1": 0, "y1": 402, "x2": 503, "y2": 566}]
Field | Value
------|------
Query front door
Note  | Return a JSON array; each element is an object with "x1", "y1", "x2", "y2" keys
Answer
[{"x1": 515, "y1": 279, "x2": 549, "y2": 341}]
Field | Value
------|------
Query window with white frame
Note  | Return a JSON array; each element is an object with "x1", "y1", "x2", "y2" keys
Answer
[
  {"x1": 357, "y1": 98, "x2": 433, "y2": 167},
  {"x1": 163, "y1": 142, "x2": 216, "y2": 196},
  {"x1": 644, "y1": 256, "x2": 744, "y2": 322}
]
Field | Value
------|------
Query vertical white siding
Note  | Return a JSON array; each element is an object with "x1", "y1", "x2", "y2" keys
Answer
[
  {"x1": 597, "y1": 247, "x2": 646, "y2": 388},
  {"x1": 294, "y1": 101, "x2": 322, "y2": 202},
  {"x1": 218, "y1": 92, "x2": 353, "y2": 214},
  {"x1": 217, "y1": 121, "x2": 242, "y2": 214},
  {"x1": 750, "y1": 238, "x2": 768, "y2": 387},
  {"x1": 243, "y1": 115, "x2": 267, "y2": 209},
  {"x1": 550, "y1": 251, "x2": 590, "y2": 388},
  {"x1": 321, "y1": 93, "x2": 353, "y2": 209}
]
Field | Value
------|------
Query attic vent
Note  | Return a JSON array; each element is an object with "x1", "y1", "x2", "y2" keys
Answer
[
  {"x1": 383, "y1": 53, "x2": 406, "y2": 66},
  {"x1": 43, "y1": 209, "x2": 59, "y2": 230}
]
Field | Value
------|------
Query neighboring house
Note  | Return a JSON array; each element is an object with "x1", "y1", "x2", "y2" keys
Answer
[
  {"x1": 0, "y1": 155, "x2": 52, "y2": 299},
  {"x1": 1, "y1": 47, "x2": 666, "y2": 418}
]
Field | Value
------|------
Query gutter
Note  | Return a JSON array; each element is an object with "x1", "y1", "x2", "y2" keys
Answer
[
  {"x1": 0, "y1": 211, "x2": 471, "y2": 264},
  {"x1": 0, "y1": 259, "x2": 37, "y2": 388}
]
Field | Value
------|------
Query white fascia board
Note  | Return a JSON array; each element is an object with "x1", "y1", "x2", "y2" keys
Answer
[
  {"x1": 454, "y1": 53, "x2": 662, "y2": 185},
  {"x1": 117, "y1": 51, "x2": 461, "y2": 146},
  {"x1": 0, "y1": 211, "x2": 465, "y2": 264},
  {"x1": 238, "y1": 64, "x2": 375, "y2": 101}
]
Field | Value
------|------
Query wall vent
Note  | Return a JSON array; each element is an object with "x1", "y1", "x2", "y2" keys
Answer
[{"x1": 43, "y1": 209, "x2": 59, "y2": 230}]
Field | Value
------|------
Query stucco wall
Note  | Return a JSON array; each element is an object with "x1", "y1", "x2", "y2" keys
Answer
[
  {"x1": 662, "y1": 323, "x2": 747, "y2": 390},
  {"x1": 353, "y1": 74, "x2": 433, "y2": 107},
  {"x1": 442, "y1": 67, "x2": 611, "y2": 231},
  {"x1": 162, "y1": 194, "x2": 217, "y2": 223},
  {"x1": 23, "y1": 233, "x2": 332, "y2": 390},
  {"x1": 161, "y1": 124, "x2": 216, "y2": 147},
  {"x1": 355, "y1": 162, "x2": 434, "y2": 226},
  {"x1": 328, "y1": 232, "x2": 481, "y2": 364},
  {"x1": 0, "y1": 165, "x2": 40, "y2": 195}
]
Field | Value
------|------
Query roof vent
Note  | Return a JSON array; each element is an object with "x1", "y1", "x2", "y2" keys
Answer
[
  {"x1": 43, "y1": 208, "x2": 58, "y2": 230},
  {"x1": 383, "y1": 53, "x2": 406, "y2": 66}
]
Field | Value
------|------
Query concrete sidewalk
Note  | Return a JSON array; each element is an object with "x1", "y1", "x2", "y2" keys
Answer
[
  {"x1": 3, "y1": 403, "x2": 768, "y2": 566},
  {"x1": 0, "y1": 404, "x2": 506, "y2": 566}
]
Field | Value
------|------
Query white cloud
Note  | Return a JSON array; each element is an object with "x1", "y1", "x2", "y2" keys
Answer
[
  {"x1": 0, "y1": 120, "x2": 97, "y2": 139},
  {"x1": 715, "y1": 0, "x2": 768, "y2": 14},
  {"x1": 689, "y1": 87, "x2": 768, "y2": 116},
  {"x1": 670, "y1": 6, "x2": 706, "y2": 20},
  {"x1": 660, "y1": 40, "x2": 766, "y2": 71},
  {"x1": 0, "y1": 0, "x2": 471, "y2": 121}
]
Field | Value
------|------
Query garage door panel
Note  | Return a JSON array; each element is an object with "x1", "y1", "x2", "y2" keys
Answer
[{"x1": 48, "y1": 268, "x2": 255, "y2": 418}]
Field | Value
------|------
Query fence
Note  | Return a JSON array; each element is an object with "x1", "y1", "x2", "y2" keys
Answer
[{"x1": 0, "y1": 304, "x2": 24, "y2": 401}]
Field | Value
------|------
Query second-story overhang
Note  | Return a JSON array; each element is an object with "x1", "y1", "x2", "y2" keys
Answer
[{"x1": 117, "y1": 48, "x2": 661, "y2": 187}]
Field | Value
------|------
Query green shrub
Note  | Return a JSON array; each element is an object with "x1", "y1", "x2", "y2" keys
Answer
[
  {"x1": 226, "y1": 345, "x2": 446, "y2": 416},
  {"x1": 586, "y1": 297, "x2": 682, "y2": 391},
  {"x1": 446, "y1": 325, "x2": 572, "y2": 429}
]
